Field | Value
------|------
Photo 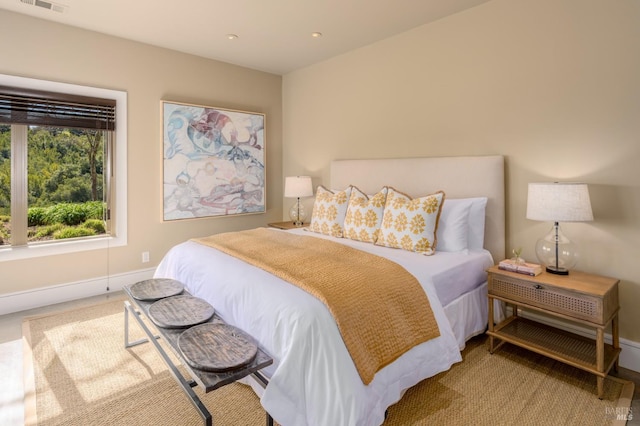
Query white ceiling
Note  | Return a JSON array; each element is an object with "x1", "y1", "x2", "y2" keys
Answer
[{"x1": 0, "y1": 0, "x2": 490, "y2": 75}]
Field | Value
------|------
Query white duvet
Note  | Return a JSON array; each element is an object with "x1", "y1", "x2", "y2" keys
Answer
[{"x1": 154, "y1": 228, "x2": 463, "y2": 426}]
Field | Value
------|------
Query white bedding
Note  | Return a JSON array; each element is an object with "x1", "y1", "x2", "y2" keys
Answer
[{"x1": 154, "y1": 228, "x2": 481, "y2": 426}]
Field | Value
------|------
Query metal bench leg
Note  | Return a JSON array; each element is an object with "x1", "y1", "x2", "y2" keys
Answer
[
  {"x1": 249, "y1": 371, "x2": 273, "y2": 426},
  {"x1": 124, "y1": 301, "x2": 213, "y2": 425},
  {"x1": 124, "y1": 301, "x2": 160, "y2": 348}
]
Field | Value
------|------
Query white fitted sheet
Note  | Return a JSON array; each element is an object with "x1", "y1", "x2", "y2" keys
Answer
[
  {"x1": 428, "y1": 250, "x2": 494, "y2": 306},
  {"x1": 154, "y1": 228, "x2": 485, "y2": 426}
]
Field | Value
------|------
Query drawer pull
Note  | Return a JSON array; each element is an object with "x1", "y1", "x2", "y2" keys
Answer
[{"x1": 534, "y1": 284, "x2": 543, "y2": 290}]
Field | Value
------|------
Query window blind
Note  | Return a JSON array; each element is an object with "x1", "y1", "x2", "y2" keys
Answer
[{"x1": 0, "y1": 85, "x2": 116, "y2": 130}]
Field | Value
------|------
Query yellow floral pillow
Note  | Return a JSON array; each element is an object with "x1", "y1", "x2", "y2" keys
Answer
[
  {"x1": 344, "y1": 187, "x2": 388, "y2": 243},
  {"x1": 309, "y1": 186, "x2": 353, "y2": 237},
  {"x1": 375, "y1": 187, "x2": 445, "y2": 255}
]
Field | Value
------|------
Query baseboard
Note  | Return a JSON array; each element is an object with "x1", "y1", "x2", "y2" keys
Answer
[
  {"x1": 0, "y1": 268, "x2": 155, "y2": 316},
  {"x1": 508, "y1": 307, "x2": 640, "y2": 374}
]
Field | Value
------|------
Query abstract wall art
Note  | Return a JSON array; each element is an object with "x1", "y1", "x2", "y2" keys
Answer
[{"x1": 161, "y1": 101, "x2": 265, "y2": 220}]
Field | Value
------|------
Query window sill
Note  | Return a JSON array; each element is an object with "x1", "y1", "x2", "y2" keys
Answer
[{"x1": 0, "y1": 234, "x2": 126, "y2": 262}]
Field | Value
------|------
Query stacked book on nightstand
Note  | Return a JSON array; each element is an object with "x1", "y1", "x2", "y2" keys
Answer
[{"x1": 498, "y1": 259, "x2": 543, "y2": 276}]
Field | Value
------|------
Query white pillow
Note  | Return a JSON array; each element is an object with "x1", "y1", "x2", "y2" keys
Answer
[
  {"x1": 436, "y1": 199, "x2": 472, "y2": 252},
  {"x1": 467, "y1": 197, "x2": 487, "y2": 250},
  {"x1": 444, "y1": 197, "x2": 487, "y2": 251}
]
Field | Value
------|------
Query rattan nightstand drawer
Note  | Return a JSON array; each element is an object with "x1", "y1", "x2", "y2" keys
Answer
[{"x1": 490, "y1": 274, "x2": 602, "y2": 323}]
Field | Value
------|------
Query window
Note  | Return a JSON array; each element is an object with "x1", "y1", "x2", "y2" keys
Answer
[{"x1": 0, "y1": 74, "x2": 127, "y2": 261}]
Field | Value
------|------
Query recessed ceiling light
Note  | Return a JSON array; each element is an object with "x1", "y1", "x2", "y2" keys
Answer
[
  {"x1": 226, "y1": 34, "x2": 239, "y2": 40},
  {"x1": 311, "y1": 32, "x2": 323, "y2": 38}
]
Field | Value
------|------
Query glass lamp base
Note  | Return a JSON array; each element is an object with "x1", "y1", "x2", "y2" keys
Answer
[
  {"x1": 545, "y1": 265, "x2": 569, "y2": 275},
  {"x1": 288, "y1": 199, "x2": 307, "y2": 226},
  {"x1": 535, "y1": 223, "x2": 578, "y2": 275}
]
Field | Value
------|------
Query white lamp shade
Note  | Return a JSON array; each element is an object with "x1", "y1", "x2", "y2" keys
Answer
[
  {"x1": 526, "y1": 182, "x2": 593, "y2": 222},
  {"x1": 284, "y1": 176, "x2": 313, "y2": 198}
]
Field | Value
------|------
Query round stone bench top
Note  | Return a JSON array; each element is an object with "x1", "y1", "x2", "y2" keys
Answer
[
  {"x1": 148, "y1": 295, "x2": 215, "y2": 329},
  {"x1": 178, "y1": 323, "x2": 258, "y2": 372},
  {"x1": 129, "y1": 278, "x2": 184, "y2": 301}
]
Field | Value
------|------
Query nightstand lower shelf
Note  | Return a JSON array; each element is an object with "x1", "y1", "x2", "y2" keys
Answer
[{"x1": 488, "y1": 316, "x2": 620, "y2": 378}]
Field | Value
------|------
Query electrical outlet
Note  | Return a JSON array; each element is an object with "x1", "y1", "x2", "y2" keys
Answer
[{"x1": 142, "y1": 251, "x2": 150, "y2": 263}]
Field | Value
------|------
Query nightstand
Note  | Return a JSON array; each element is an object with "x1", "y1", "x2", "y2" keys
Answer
[
  {"x1": 267, "y1": 221, "x2": 306, "y2": 230},
  {"x1": 486, "y1": 266, "x2": 620, "y2": 398}
]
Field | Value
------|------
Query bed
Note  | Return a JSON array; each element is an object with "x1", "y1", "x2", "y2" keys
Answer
[{"x1": 154, "y1": 155, "x2": 505, "y2": 426}]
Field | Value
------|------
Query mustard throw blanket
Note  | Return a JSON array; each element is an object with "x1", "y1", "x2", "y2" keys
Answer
[{"x1": 193, "y1": 228, "x2": 440, "y2": 384}]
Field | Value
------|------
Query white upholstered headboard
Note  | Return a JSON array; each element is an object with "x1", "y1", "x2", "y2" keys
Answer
[{"x1": 330, "y1": 155, "x2": 505, "y2": 262}]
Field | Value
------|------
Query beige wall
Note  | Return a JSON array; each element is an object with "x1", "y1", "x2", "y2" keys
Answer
[
  {"x1": 283, "y1": 0, "x2": 640, "y2": 341},
  {"x1": 0, "y1": 11, "x2": 283, "y2": 295}
]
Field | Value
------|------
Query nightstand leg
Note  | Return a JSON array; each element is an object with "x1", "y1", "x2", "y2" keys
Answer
[
  {"x1": 597, "y1": 377, "x2": 604, "y2": 399},
  {"x1": 612, "y1": 314, "x2": 620, "y2": 373},
  {"x1": 488, "y1": 296, "x2": 495, "y2": 353},
  {"x1": 596, "y1": 327, "x2": 604, "y2": 398}
]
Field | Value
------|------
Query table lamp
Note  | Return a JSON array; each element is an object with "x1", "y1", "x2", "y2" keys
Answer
[
  {"x1": 526, "y1": 182, "x2": 593, "y2": 275},
  {"x1": 284, "y1": 176, "x2": 313, "y2": 226}
]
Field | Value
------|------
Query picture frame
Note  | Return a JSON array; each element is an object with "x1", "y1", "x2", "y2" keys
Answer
[{"x1": 161, "y1": 100, "x2": 265, "y2": 221}]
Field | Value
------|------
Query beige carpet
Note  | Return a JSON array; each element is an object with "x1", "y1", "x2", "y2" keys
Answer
[{"x1": 23, "y1": 298, "x2": 634, "y2": 425}]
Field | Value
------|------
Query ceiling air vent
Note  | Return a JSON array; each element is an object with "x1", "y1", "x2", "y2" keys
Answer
[{"x1": 19, "y1": 0, "x2": 67, "y2": 13}]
